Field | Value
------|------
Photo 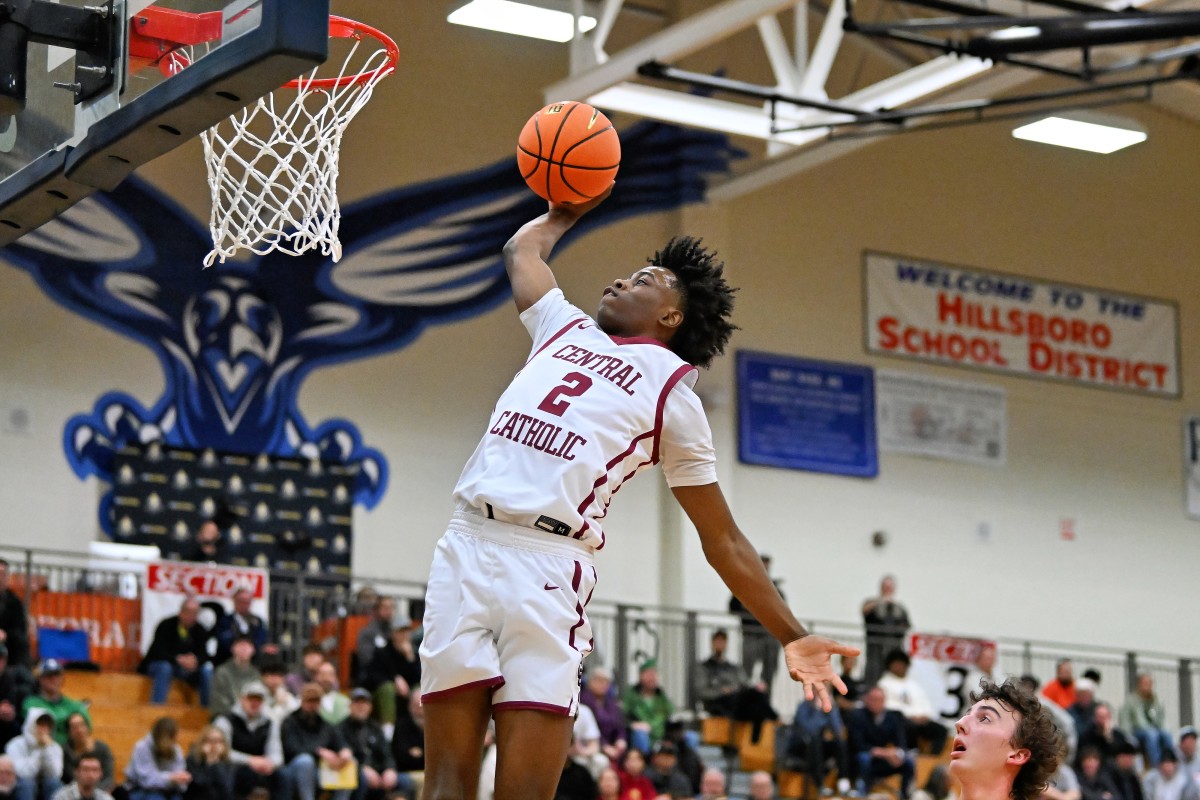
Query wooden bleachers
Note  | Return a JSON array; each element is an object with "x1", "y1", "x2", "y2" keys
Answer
[
  {"x1": 703, "y1": 714, "x2": 953, "y2": 799},
  {"x1": 64, "y1": 671, "x2": 212, "y2": 781}
]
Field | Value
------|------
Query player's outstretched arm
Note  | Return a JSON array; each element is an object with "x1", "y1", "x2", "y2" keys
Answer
[
  {"x1": 672, "y1": 481, "x2": 861, "y2": 711},
  {"x1": 502, "y1": 185, "x2": 613, "y2": 313}
]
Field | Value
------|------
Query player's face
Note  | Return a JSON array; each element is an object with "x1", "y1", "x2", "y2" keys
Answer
[
  {"x1": 596, "y1": 266, "x2": 682, "y2": 338},
  {"x1": 948, "y1": 698, "x2": 1029, "y2": 782}
]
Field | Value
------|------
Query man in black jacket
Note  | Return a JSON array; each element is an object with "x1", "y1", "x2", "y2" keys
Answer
[
  {"x1": 138, "y1": 595, "x2": 212, "y2": 705},
  {"x1": 0, "y1": 561, "x2": 29, "y2": 669},
  {"x1": 213, "y1": 681, "x2": 285, "y2": 800},
  {"x1": 281, "y1": 683, "x2": 354, "y2": 800},
  {"x1": 0, "y1": 645, "x2": 32, "y2": 749},
  {"x1": 337, "y1": 688, "x2": 400, "y2": 800},
  {"x1": 847, "y1": 686, "x2": 915, "y2": 797}
]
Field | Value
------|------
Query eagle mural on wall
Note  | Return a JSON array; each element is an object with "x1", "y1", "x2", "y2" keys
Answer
[{"x1": 0, "y1": 120, "x2": 741, "y2": 534}]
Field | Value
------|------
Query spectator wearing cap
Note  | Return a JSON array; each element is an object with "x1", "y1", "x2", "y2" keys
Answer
[
  {"x1": 315, "y1": 662, "x2": 350, "y2": 726},
  {"x1": 643, "y1": 742, "x2": 691, "y2": 800},
  {"x1": 729, "y1": 554, "x2": 785, "y2": 691},
  {"x1": 213, "y1": 681, "x2": 285, "y2": 800},
  {"x1": 210, "y1": 636, "x2": 262, "y2": 719},
  {"x1": 212, "y1": 588, "x2": 271, "y2": 667},
  {"x1": 337, "y1": 688, "x2": 401, "y2": 800},
  {"x1": 876, "y1": 649, "x2": 947, "y2": 755},
  {"x1": 22, "y1": 660, "x2": 88, "y2": 747},
  {"x1": 0, "y1": 644, "x2": 33, "y2": 750},
  {"x1": 1121, "y1": 674, "x2": 1175, "y2": 768},
  {"x1": 621, "y1": 661, "x2": 673, "y2": 755},
  {"x1": 5, "y1": 709, "x2": 63, "y2": 800},
  {"x1": 137, "y1": 596, "x2": 213, "y2": 707},
  {"x1": 0, "y1": 561, "x2": 30, "y2": 670},
  {"x1": 280, "y1": 683, "x2": 353, "y2": 800},
  {"x1": 1179, "y1": 728, "x2": 1200, "y2": 786},
  {"x1": 580, "y1": 667, "x2": 627, "y2": 766},
  {"x1": 1070, "y1": 680, "x2": 1100, "y2": 738},
  {"x1": 1142, "y1": 748, "x2": 1198, "y2": 800}
]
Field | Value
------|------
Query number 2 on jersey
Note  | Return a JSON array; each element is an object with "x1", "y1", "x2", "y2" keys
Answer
[{"x1": 538, "y1": 372, "x2": 593, "y2": 417}]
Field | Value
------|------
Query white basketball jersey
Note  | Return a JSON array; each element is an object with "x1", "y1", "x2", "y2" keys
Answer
[{"x1": 455, "y1": 289, "x2": 701, "y2": 549}]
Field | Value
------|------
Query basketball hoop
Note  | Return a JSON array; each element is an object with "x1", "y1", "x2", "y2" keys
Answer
[{"x1": 197, "y1": 17, "x2": 398, "y2": 266}]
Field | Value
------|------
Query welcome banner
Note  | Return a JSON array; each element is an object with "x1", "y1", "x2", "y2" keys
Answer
[{"x1": 864, "y1": 252, "x2": 1180, "y2": 397}]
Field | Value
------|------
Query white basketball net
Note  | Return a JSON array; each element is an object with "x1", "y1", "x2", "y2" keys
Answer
[{"x1": 198, "y1": 33, "x2": 394, "y2": 267}]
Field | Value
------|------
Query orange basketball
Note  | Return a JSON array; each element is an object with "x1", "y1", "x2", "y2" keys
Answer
[{"x1": 517, "y1": 101, "x2": 620, "y2": 204}]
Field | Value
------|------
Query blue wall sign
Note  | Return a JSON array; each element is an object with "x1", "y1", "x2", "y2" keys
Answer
[{"x1": 737, "y1": 351, "x2": 878, "y2": 477}]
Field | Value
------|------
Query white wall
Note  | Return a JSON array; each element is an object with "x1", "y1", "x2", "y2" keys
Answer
[{"x1": 1, "y1": 1, "x2": 1197, "y2": 657}]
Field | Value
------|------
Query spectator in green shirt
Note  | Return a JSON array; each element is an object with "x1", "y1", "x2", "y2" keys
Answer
[
  {"x1": 621, "y1": 660, "x2": 673, "y2": 755},
  {"x1": 1120, "y1": 673, "x2": 1174, "y2": 768},
  {"x1": 22, "y1": 660, "x2": 88, "y2": 747}
]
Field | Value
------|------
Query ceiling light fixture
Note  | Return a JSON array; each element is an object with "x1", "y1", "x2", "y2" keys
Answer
[
  {"x1": 448, "y1": 0, "x2": 597, "y2": 43},
  {"x1": 1012, "y1": 115, "x2": 1147, "y2": 153}
]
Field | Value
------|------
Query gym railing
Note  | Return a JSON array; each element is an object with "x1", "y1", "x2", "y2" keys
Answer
[{"x1": 1, "y1": 544, "x2": 1195, "y2": 729}]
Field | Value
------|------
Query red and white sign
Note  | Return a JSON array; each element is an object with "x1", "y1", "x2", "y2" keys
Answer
[
  {"x1": 140, "y1": 561, "x2": 269, "y2": 653},
  {"x1": 865, "y1": 252, "x2": 1179, "y2": 397},
  {"x1": 907, "y1": 632, "x2": 997, "y2": 722}
]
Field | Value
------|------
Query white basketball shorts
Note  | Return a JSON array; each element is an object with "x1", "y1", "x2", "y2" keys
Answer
[{"x1": 419, "y1": 507, "x2": 597, "y2": 716}]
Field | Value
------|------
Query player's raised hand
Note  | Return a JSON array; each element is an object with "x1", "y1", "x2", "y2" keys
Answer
[
  {"x1": 550, "y1": 182, "x2": 614, "y2": 217},
  {"x1": 784, "y1": 635, "x2": 862, "y2": 712}
]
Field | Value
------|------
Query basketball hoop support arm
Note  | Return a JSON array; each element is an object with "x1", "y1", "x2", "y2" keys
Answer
[
  {"x1": 128, "y1": 7, "x2": 225, "y2": 76},
  {"x1": 0, "y1": 0, "x2": 117, "y2": 114}
]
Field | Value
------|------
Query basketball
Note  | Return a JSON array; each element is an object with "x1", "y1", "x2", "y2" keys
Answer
[{"x1": 517, "y1": 101, "x2": 620, "y2": 204}]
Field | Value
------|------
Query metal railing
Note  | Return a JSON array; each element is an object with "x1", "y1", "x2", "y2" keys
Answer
[{"x1": 2, "y1": 544, "x2": 1196, "y2": 731}]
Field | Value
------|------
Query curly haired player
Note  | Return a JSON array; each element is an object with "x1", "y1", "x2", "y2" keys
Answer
[
  {"x1": 950, "y1": 679, "x2": 1068, "y2": 800},
  {"x1": 418, "y1": 187, "x2": 859, "y2": 800}
]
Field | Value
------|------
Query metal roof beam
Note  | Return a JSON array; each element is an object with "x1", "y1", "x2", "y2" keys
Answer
[{"x1": 545, "y1": 0, "x2": 800, "y2": 102}]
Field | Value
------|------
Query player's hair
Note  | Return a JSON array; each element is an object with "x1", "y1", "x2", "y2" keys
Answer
[
  {"x1": 972, "y1": 679, "x2": 1066, "y2": 800},
  {"x1": 649, "y1": 236, "x2": 738, "y2": 368}
]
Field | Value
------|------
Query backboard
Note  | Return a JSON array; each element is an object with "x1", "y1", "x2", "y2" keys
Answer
[{"x1": 0, "y1": 0, "x2": 330, "y2": 246}]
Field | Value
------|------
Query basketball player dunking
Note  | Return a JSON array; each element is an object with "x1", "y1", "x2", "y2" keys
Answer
[
  {"x1": 418, "y1": 188, "x2": 860, "y2": 800},
  {"x1": 949, "y1": 680, "x2": 1067, "y2": 800}
]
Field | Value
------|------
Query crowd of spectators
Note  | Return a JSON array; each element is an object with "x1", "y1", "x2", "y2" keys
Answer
[
  {"x1": 0, "y1": 583, "x2": 427, "y2": 800},
  {"x1": 5, "y1": 550, "x2": 1200, "y2": 800}
]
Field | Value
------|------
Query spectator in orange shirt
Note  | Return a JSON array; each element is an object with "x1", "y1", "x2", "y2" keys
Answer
[{"x1": 1044, "y1": 661, "x2": 1077, "y2": 710}]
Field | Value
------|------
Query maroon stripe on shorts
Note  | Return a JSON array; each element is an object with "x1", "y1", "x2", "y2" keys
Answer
[
  {"x1": 493, "y1": 700, "x2": 572, "y2": 716},
  {"x1": 568, "y1": 561, "x2": 585, "y2": 649},
  {"x1": 422, "y1": 675, "x2": 505, "y2": 703}
]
